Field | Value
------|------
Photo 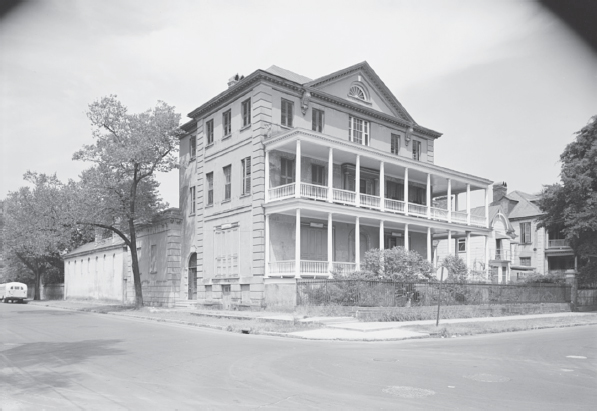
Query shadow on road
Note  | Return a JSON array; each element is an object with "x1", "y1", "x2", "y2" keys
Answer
[{"x1": 12, "y1": 309, "x2": 78, "y2": 316}]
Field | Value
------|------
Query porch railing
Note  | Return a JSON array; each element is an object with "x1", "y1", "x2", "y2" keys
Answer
[
  {"x1": 385, "y1": 198, "x2": 405, "y2": 213},
  {"x1": 269, "y1": 183, "x2": 295, "y2": 201},
  {"x1": 360, "y1": 193, "x2": 381, "y2": 209},
  {"x1": 331, "y1": 262, "x2": 356, "y2": 274},
  {"x1": 333, "y1": 188, "x2": 356, "y2": 205},
  {"x1": 493, "y1": 250, "x2": 511, "y2": 260},
  {"x1": 300, "y1": 183, "x2": 327, "y2": 201},
  {"x1": 408, "y1": 203, "x2": 427, "y2": 217},
  {"x1": 430, "y1": 207, "x2": 449, "y2": 221},
  {"x1": 452, "y1": 211, "x2": 468, "y2": 224},
  {"x1": 470, "y1": 214, "x2": 487, "y2": 228},
  {"x1": 300, "y1": 260, "x2": 329, "y2": 274},
  {"x1": 268, "y1": 260, "x2": 295, "y2": 275},
  {"x1": 548, "y1": 239, "x2": 570, "y2": 248}
]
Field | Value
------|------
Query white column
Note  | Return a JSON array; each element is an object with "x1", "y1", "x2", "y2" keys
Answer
[
  {"x1": 404, "y1": 167, "x2": 409, "y2": 215},
  {"x1": 379, "y1": 220, "x2": 385, "y2": 250},
  {"x1": 426, "y1": 173, "x2": 431, "y2": 219},
  {"x1": 327, "y1": 213, "x2": 333, "y2": 277},
  {"x1": 485, "y1": 185, "x2": 490, "y2": 228},
  {"x1": 379, "y1": 161, "x2": 385, "y2": 211},
  {"x1": 264, "y1": 214, "x2": 270, "y2": 277},
  {"x1": 327, "y1": 147, "x2": 333, "y2": 203},
  {"x1": 448, "y1": 229, "x2": 452, "y2": 254},
  {"x1": 265, "y1": 150, "x2": 270, "y2": 203},
  {"x1": 447, "y1": 178, "x2": 452, "y2": 223},
  {"x1": 465, "y1": 184, "x2": 470, "y2": 225},
  {"x1": 427, "y1": 227, "x2": 432, "y2": 263},
  {"x1": 466, "y1": 231, "x2": 471, "y2": 270},
  {"x1": 295, "y1": 140, "x2": 301, "y2": 198},
  {"x1": 355, "y1": 217, "x2": 360, "y2": 270},
  {"x1": 404, "y1": 224, "x2": 409, "y2": 251},
  {"x1": 355, "y1": 155, "x2": 361, "y2": 207},
  {"x1": 295, "y1": 209, "x2": 301, "y2": 278},
  {"x1": 484, "y1": 235, "x2": 490, "y2": 280}
]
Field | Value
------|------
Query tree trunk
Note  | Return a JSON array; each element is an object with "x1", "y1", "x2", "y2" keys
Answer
[
  {"x1": 128, "y1": 217, "x2": 143, "y2": 308},
  {"x1": 34, "y1": 268, "x2": 42, "y2": 300}
]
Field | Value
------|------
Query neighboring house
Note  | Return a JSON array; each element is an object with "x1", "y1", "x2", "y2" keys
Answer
[
  {"x1": 491, "y1": 183, "x2": 576, "y2": 281},
  {"x1": 179, "y1": 61, "x2": 494, "y2": 309},
  {"x1": 64, "y1": 209, "x2": 182, "y2": 306}
]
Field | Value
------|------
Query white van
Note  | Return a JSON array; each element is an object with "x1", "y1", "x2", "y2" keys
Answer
[{"x1": 0, "y1": 282, "x2": 28, "y2": 303}]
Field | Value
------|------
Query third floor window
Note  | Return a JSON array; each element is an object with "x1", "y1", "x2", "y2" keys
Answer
[
  {"x1": 206, "y1": 119, "x2": 214, "y2": 145},
  {"x1": 391, "y1": 134, "x2": 400, "y2": 155},
  {"x1": 241, "y1": 157, "x2": 251, "y2": 195},
  {"x1": 206, "y1": 172, "x2": 213, "y2": 205},
  {"x1": 412, "y1": 140, "x2": 421, "y2": 161},
  {"x1": 281, "y1": 99, "x2": 293, "y2": 127},
  {"x1": 312, "y1": 108, "x2": 324, "y2": 132},
  {"x1": 242, "y1": 99, "x2": 251, "y2": 127},
  {"x1": 223, "y1": 165, "x2": 231, "y2": 201},
  {"x1": 223, "y1": 110, "x2": 231, "y2": 137},
  {"x1": 349, "y1": 116, "x2": 369, "y2": 146}
]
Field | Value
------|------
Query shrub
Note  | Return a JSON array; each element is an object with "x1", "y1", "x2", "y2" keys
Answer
[{"x1": 359, "y1": 247, "x2": 434, "y2": 282}]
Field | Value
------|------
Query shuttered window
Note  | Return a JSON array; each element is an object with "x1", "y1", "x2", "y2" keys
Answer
[
  {"x1": 241, "y1": 99, "x2": 251, "y2": 127},
  {"x1": 412, "y1": 140, "x2": 421, "y2": 161},
  {"x1": 241, "y1": 157, "x2": 251, "y2": 195},
  {"x1": 215, "y1": 225, "x2": 239, "y2": 277},
  {"x1": 281, "y1": 99, "x2": 293, "y2": 127},
  {"x1": 206, "y1": 172, "x2": 213, "y2": 205},
  {"x1": 222, "y1": 110, "x2": 231, "y2": 137},
  {"x1": 189, "y1": 136, "x2": 196, "y2": 158},
  {"x1": 223, "y1": 165, "x2": 231, "y2": 201},
  {"x1": 312, "y1": 108, "x2": 324, "y2": 132},
  {"x1": 349, "y1": 116, "x2": 369, "y2": 146},
  {"x1": 280, "y1": 158, "x2": 295, "y2": 185},
  {"x1": 520, "y1": 222, "x2": 532, "y2": 244},
  {"x1": 312, "y1": 164, "x2": 325, "y2": 185},
  {"x1": 189, "y1": 186, "x2": 196, "y2": 214},
  {"x1": 391, "y1": 134, "x2": 400, "y2": 154},
  {"x1": 206, "y1": 119, "x2": 214, "y2": 145}
]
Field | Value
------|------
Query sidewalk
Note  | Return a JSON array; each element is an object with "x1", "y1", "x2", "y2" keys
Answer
[{"x1": 24, "y1": 300, "x2": 597, "y2": 342}]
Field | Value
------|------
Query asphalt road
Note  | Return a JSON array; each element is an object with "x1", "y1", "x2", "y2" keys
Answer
[{"x1": 1, "y1": 303, "x2": 596, "y2": 410}]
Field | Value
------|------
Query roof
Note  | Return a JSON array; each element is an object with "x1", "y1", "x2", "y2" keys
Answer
[
  {"x1": 471, "y1": 205, "x2": 516, "y2": 236},
  {"x1": 264, "y1": 65, "x2": 312, "y2": 84},
  {"x1": 507, "y1": 191, "x2": 543, "y2": 219},
  {"x1": 65, "y1": 237, "x2": 126, "y2": 258}
]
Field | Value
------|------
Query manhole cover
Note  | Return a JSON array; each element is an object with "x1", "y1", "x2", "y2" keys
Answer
[
  {"x1": 373, "y1": 358, "x2": 398, "y2": 362},
  {"x1": 463, "y1": 373, "x2": 510, "y2": 382},
  {"x1": 383, "y1": 386, "x2": 435, "y2": 398},
  {"x1": 566, "y1": 355, "x2": 587, "y2": 359}
]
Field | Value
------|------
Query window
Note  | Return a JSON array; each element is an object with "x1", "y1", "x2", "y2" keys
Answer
[
  {"x1": 189, "y1": 186, "x2": 196, "y2": 214},
  {"x1": 312, "y1": 164, "x2": 325, "y2": 185},
  {"x1": 222, "y1": 110, "x2": 231, "y2": 137},
  {"x1": 412, "y1": 140, "x2": 421, "y2": 161},
  {"x1": 215, "y1": 225, "x2": 239, "y2": 277},
  {"x1": 223, "y1": 165, "x2": 231, "y2": 201},
  {"x1": 150, "y1": 245, "x2": 157, "y2": 273},
  {"x1": 206, "y1": 119, "x2": 214, "y2": 145},
  {"x1": 206, "y1": 172, "x2": 213, "y2": 205},
  {"x1": 242, "y1": 98, "x2": 251, "y2": 127},
  {"x1": 386, "y1": 181, "x2": 404, "y2": 201},
  {"x1": 348, "y1": 85, "x2": 367, "y2": 101},
  {"x1": 312, "y1": 108, "x2": 324, "y2": 132},
  {"x1": 519, "y1": 257, "x2": 531, "y2": 266},
  {"x1": 409, "y1": 185, "x2": 425, "y2": 205},
  {"x1": 189, "y1": 136, "x2": 196, "y2": 158},
  {"x1": 349, "y1": 116, "x2": 370, "y2": 146},
  {"x1": 280, "y1": 158, "x2": 295, "y2": 185},
  {"x1": 458, "y1": 238, "x2": 466, "y2": 252},
  {"x1": 281, "y1": 99, "x2": 293, "y2": 127},
  {"x1": 241, "y1": 157, "x2": 251, "y2": 195},
  {"x1": 520, "y1": 222, "x2": 532, "y2": 244},
  {"x1": 391, "y1": 134, "x2": 400, "y2": 155}
]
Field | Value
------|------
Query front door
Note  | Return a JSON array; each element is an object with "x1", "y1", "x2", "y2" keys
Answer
[{"x1": 221, "y1": 284, "x2": 231, "y2": 309}]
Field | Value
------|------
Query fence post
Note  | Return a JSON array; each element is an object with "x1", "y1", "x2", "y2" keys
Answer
[{"x1": 565, "y1": 269, "x2": 578, "y2": 311}]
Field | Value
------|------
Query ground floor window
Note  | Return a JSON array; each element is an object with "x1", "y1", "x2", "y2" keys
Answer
[{"x1": 215, "y1": 224, "x2": 240, "y2": 277}]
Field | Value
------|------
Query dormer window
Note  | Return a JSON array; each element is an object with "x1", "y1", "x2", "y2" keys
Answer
[{"x1": 348, "y1": 85, "x2": 367, "y2": 101}]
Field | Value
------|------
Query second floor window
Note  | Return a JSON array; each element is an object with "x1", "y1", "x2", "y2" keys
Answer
[
  {"x1": 312, "y1": 164, "x2": 325, "y2": 185},
  {"x1": 519, "y1": 257, "x2": 531, "y2": 266},
  {"x1": 189, "y1": 186, "x2": 196, "y2": 215},
  {"x1": 223, "y1": 165, "x2": 231, "y2": 201},
  {"x1": 520, "y1": 222, "x2": 532, "y2": 244},
  {"x1": 189, "y1": 136, "x2": 196, "y2": 158},
  {"x1": 206, "y1": 119, "x2": 214, "y2": 145},
  {"x1": 223, "y1": 110, "x2": 231, "y2": 137},
  {"x1": 206, "y1": 172, "x2": 213, "y2": 205},
  {"x1": 412, "y1": 140, "x2": 421, "y2": 161},
  {"x1": 391, "y1": 134, "x2": 400, "y2": 155},
  {"x1": 349, "y1": 116, "x2": 369, "y2": 146},
  {"x1": 281, "y1": 99, "x2": 293, "y2": 127},
  {"x1": 458, "y1": 238, "x2": 466, "y2": 252},
  {"x1": 242, "y1": 99, "x2": 251, "y2": 127},
  {"x1": 241, "y1": 157, "x2": 251, "y2": 195},
  {"x1": 281, "y1": 158, "x2": 295, "y2": 185},
  {"x1": 312, "y1": 108, "x2": 324, "y2": 132}
]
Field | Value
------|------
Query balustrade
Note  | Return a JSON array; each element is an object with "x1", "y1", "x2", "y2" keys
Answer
[
  {"x1": 451, "y1": 211, "x2": 468, "y2": 224},
  {"x1": 385, "y1": 198, "x2": 405, "y2": 214},
  {"x1": 408, "y1": 203, "x2": 427, "y2": 217},
  {"x1": 268, "y1": 260, "x2": 295, "y2": 275},
  {"x1": 333, "y1": 188, "x2": 356, "y2": 205},
  {"x1": 300, "y1": 183, "x2": 328, "y2": 201},
  {"x1": 268, "y1": 183, "x2": 295, "y2": 201},
  {"x1": 300, "y1": 260, "x2": 329, "y2": 274},
  {"x1": 359, "y1": 193, "x2": 381, "y2": 209},
  {"x1": 548, "y1": 239, "x2": 569, "y2": 248}
]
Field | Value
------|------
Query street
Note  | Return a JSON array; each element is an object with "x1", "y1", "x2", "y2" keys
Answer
[{"x1": 1, "y1": 303, "x2": 596, "y2": 410}]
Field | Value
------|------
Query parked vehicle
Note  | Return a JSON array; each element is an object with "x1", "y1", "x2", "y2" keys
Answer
[{"x1": 0, "y1": 282, "x2": 28, "y2": 303}]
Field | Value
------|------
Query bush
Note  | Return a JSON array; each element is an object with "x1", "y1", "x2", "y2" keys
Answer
[
  {"x1": 357, "y1": 247, "x2": 434, "y2": 282},
  {"x1": 523, "y1": 271, "x2": 566, "y2": 285},
  {"x1": 441, "y1": 255, "x2": 468, "y2": 282}
]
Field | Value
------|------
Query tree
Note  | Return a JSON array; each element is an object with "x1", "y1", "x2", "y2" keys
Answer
[
  {"x1": 353, "y1": 247, "x2": 434, "y2": 282},
  {"x1": 2, "y1": 173, "x2": 92, "y2": 299},
  {"x1": 538, "y1": 115, "x2": 597, "y2": 266},
  {"x1": 441, "y1": 255, "x2": 468, "y2": 282},
  {"x1": 70, "y1": 96, "x2": 183, "y2": 307}
]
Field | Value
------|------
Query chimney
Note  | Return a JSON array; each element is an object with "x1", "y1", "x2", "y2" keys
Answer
[
  {"x1": 492, "y1": 181, "x2": 508, "y2": 204},
  {"x1": 227, "y1": 73, "x2": 244, "y2": 88}
]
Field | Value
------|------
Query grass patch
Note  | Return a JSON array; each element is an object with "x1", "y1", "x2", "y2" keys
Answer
[{"x1": 401, "y1": 314, "x2": 597, "y2": 338}]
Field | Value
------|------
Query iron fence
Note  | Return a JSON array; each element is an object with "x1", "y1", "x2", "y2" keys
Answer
[{"x1": 296, "y1": 279, "x2": 571, "y2": 307}]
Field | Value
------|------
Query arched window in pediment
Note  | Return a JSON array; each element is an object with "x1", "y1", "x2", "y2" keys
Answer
[{"x1": 348, "y1": 84, "x2": 367, "y2": 101}]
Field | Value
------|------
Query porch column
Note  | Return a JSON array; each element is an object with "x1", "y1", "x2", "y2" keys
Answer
[
  {"x1": 447, "y1": 178, "x2": 452, "y2": 223},
  {"x1": 295, "y1": 209, "x2": 301, "y2": 278},
  {"x1": 404, "y1": 167, "x2": 409, "y2": 215},
  {"x1": 466, "y1": 183, "x2": 471, "y2": 225},
  {"x1": 426, "y1": 173, "x2": 431, "y2": 218},
  {"x1": 327, "y1": 147, "x2": 333, "y2": 203},
  {"x1": 379, "y1": 220, "x2": 385, "y2": 250},
  {"x1": 295, "y1": 140, "x2": 301, "y2": 198},
  {"x1": 404, "y1": 224, "x2": 409, "y2": 251},
  {"x1": 485, "y1": 185, "x2": 490, "y2": 228},
  {"x1": 355, "y1": 217, "x2": 360, "y2": 270},
  {"x1": 466, "y1": 231, "x2": 471, "y2": 270},
  {"x1": 427, "y1": 227, "x2": 432, "y2": 263},
  {"x1": 448, "y1": 229, "x2": 452, "y2": 254},
  {"x1": 327, "y1": 213, "x2": 333, "y2": 278},
  {"x1": 265, "y1": 150, "x2": 270, "y2": 203},
  {"x1": 379, "y1": 161, "x2": 385, "y2": 211},
  {"x1": 264, "y1": 214, "x2": 270, "y2": 277},
  {"x1": 355, "y1": 155, "x2": 361, "y2": 207},
  {"x1": 484, "y1": 235, "x2": 490, "y2": 279}
]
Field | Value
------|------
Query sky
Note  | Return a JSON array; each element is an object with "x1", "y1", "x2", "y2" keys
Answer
[{"x1": 1, "y1": 0, "x2": 596, "y2": 209}]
